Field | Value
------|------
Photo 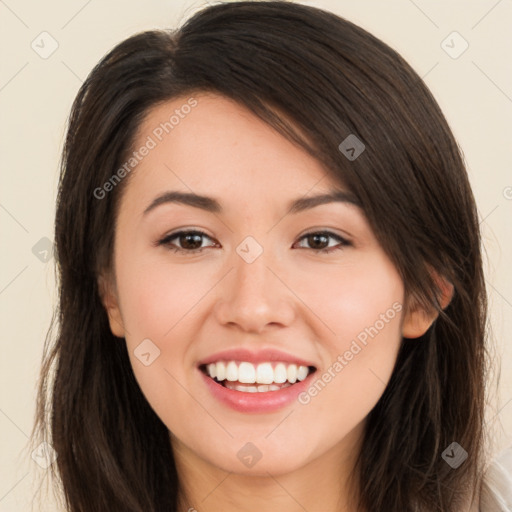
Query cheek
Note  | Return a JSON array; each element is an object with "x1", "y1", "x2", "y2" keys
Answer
[
  {"x1": 116, "y1": 253, "x2": 216, "y2": 341},
  {"x1": 296, "y1": 252, "x2": 403, "y2": 343}
]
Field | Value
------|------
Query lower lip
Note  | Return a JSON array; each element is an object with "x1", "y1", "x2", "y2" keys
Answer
[{"x1": 199, "y1": 369, "x2": 315, "y2": 413}]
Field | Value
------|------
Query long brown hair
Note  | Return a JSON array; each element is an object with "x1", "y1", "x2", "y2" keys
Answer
[{"x1": 30, "y1": 1, "x2": 494, "y2": 510}]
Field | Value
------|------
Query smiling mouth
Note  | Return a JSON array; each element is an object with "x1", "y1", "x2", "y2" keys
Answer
[{"x1": 199, "y1": 360, "x2": 317, "y2": 393}]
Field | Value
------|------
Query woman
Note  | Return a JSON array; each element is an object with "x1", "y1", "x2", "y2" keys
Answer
[{"x1": 31, "y1": 1, "x2": 511, "y2": 510}]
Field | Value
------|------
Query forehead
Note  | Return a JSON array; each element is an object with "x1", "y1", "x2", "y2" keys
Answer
[{"x1": 124, "y1": 92, "x2": 340, "y2": 201}]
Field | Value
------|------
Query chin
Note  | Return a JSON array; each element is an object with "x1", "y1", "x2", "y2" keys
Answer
[{"x1": 196, "y1": 435, "x2": 315, "y2": 477}]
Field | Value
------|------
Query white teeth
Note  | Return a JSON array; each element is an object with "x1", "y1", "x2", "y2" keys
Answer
[
  {"x1": 297, "y1": 365, "x2": 309, "y2": 381},
  {"x1": 225, "y1": 361, "x2": 238, "y2": 381},
  {"x1": 216, "y1": 361, "x2": 226, "y2": 381},
  {"x1": 238, "y1": 362, "x2": 256, "y2": 383},
  {"x1": 224, "y1": 381, "x2": 292, "y2": 392},
  {"x1": 274, "y1": 363, "x2": 288, "y2": 383},
  {"x1": 256, "y1": 363, "x2": 274, "y2": 384},
  {"x1": 234, "y1": 384, "x2": 258, "y2": 393},
  {"x1": 207, "y1": 363, "x2": 217, "y2": 379},
  {"x1": 204, "y1": 360, "x2": 313, "y2": 385},
  {"x1": 287, "y1": 364, "x2": 297, "y2": 383}
]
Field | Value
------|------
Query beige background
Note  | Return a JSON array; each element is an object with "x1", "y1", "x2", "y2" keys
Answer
[{"x1": 0, "y1": 0, "x2": 511, "y2": 509}]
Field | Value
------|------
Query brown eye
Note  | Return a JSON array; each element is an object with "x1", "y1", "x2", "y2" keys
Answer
[
  {"x1": 294, "y1": 231, "x2": 351, "y2": 253},
  {"x1": 158, "y1": 230, "x2": 216, "y2": 254}
]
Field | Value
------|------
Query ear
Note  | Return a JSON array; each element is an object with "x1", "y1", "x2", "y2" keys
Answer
[
  {"x1": 402, "y1": 270, "x2": 454, "y2": 339},
  {"x1": 98, "y1": 273, "x2": 125, "y2": 338}
]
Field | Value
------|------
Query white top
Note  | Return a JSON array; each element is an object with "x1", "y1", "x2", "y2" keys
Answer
[{"x1": 479, "y1": 445, "x2": 512, "y2": 511}]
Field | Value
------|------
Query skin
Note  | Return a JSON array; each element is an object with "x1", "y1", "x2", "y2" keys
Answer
[{"x1": 100, "y1": 92, "x2": 450, "y2": 512}]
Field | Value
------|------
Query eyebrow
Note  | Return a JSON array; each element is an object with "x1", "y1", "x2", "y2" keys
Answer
[{"x1": 143, "y1": 189, "x2": 362, "y2": 216}]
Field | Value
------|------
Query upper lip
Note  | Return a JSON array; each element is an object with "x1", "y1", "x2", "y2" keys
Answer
[{"x1": 197, "y1": 348, "x2": 317, "y2": 368}]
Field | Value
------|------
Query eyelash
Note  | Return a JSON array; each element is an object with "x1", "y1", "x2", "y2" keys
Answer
[{"x1": 157, "y1": 230, "x2": 351, "y2": 254}]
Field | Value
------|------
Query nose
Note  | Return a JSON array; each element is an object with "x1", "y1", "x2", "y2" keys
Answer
[{"x1": 213, "y1": 240, "x2": 296, "y2": 334}]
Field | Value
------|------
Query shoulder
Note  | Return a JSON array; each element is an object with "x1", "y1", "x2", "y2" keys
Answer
[{"x1": 480, "y1": 444, "x2": 512, "y2": 511}]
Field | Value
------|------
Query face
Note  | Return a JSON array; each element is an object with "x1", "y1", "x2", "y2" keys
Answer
[{"x1": 100, "y1": 92, "x2": 432, "y2": 477}]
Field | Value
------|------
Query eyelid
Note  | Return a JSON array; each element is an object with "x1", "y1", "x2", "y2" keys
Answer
[
  {"x1": 297, "y1": 227, "x2": 353, "y2": 243},
  {"x1": 157, "y1": 228, "x2": 217, "y2": 247}
]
